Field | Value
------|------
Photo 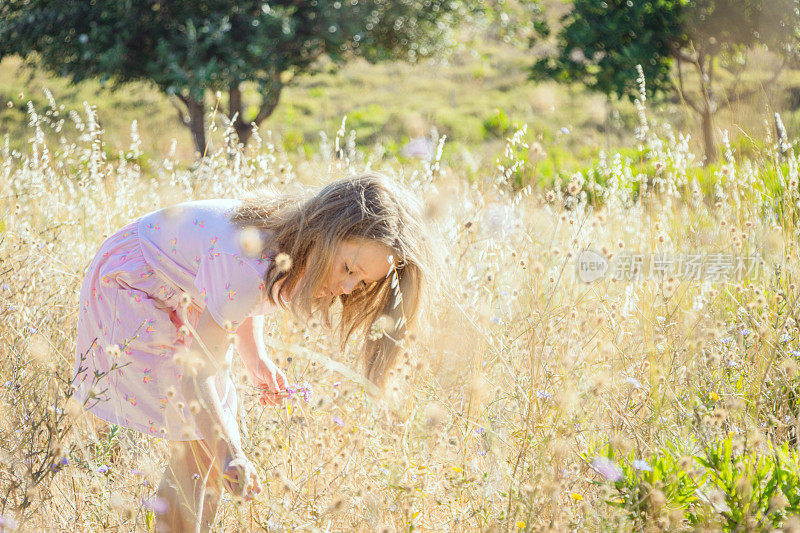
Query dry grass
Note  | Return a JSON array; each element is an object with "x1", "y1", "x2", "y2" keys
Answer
[{"x1": 1, "y1": 86, "x2": 800, "y2": 532}]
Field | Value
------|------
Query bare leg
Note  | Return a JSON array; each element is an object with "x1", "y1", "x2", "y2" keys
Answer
[
  {"x1": 199, "y1": 440, "x2": 226, "y2": 530},
  {"x1": 156, "y1": 440, "x2": 219, "y2": 533}
]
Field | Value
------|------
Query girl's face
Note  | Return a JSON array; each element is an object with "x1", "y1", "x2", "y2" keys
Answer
[{"x1": 316, "y1": 239, "x2": 395, "y2": 298}]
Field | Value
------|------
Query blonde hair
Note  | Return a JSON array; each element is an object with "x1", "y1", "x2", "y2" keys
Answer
[{"x1": 231, "y1": 172, "x2": 431, "y2": 387}]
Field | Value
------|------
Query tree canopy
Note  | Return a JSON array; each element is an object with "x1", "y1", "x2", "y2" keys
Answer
[
  {"x1": 0, "y1": 0, "x2": 465, "y2": 154},
  {"x1": 532, "y1": 0, "x2": 800, "y2": 163}
]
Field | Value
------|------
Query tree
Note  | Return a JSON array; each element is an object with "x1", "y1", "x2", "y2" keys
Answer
[
  {"x1": 532, "y1": 0, "x2": 800, "y2": 164},
  {"x1": 0, "y1": 0, "x2": 464, "y2": 155}
]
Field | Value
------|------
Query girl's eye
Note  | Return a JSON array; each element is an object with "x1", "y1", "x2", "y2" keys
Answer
[{"x1": 346, "y1": 263, "x2": 366, "y2": 289}]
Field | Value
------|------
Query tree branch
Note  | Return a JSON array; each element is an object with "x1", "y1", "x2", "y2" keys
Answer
[
  {"x1": 169, "y1": 94, "x2": 191, "y2": 126},
  {"x1": 672, "y1": 56, "x2": 701, "y2": 113},
  {"x1": 718, "y1": 57, "x2": 787, "y2": 111},
  {"x1": 253, "y1": 72, "x2": 284, "y2": 127},
  {"x1": 675, "y1": 49, "x2": 699, "y2": 64}
]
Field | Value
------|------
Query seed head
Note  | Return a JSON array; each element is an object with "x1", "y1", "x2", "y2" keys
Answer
[
  {"x1": 567, "y1": 181, "x2": 581, "y2": 195},
  {"x1": 275, "y1": 252, "x2": 292, "y2": 273},
  {"x1": 106, "y1": 344, "x2": 121, "y2": 358},
  {"x1": 239, "y1": 227, "x2": 263, "y2": 258}
]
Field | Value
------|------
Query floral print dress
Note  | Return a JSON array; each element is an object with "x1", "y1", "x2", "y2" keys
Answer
[{"x1": 72, "y1": 199, "x2": 278, "y2": 441}]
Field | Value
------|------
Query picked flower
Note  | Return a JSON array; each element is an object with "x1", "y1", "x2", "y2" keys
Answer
[{"x1": 284, "y1": 381, "x2": 314, "y2": 403}]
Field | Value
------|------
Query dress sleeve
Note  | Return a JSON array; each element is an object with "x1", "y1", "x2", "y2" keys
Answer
[{"x1": 193, "y1": 252, "x2": 266, "y2": 329}]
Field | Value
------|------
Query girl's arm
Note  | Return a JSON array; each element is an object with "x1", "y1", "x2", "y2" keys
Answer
[
  {"x1": 183, "y1": 309, "x2": 260, "y2": 497},
  {"x1": 236, "y1": 315, "x2": 267, "y2": 375},
  {"x1": 236, "y1": 315, "x2": 288, "y2": 404}
]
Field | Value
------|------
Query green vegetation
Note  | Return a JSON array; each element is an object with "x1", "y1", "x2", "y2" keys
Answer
[
  {"x1": 532, "y1": 0, "x2": 800, "y2": 164},
  {"x1": 592, "y1": 436, "x2": 800, "y2": 530},
  {"x1": 0, "y1": 0, "x2": 465, "y2": 153}
]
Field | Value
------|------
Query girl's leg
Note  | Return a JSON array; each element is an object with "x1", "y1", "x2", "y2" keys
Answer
[
  {"x1": 199, "y1": 439, "x2": 225, "y2": 530},
  {"x1": 156, "y1": 439, "x2": 221, "y2": 533}
]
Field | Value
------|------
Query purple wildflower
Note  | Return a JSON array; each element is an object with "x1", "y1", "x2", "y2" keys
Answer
[
  {"x1": 1, "y1": 283, "x2": 9, "y2": 291},
  {"x1": 719, "y1": 336, "x2": 733, "y2": 345},
  {"x1": 474, "y1": 427, "x2": 485, "y2": 435},
  {"x1": 400, "y1": 137, "x2": 434, "y2": 160},
  {"x1": 142, "y1": 496, "x2": 169, "y2": 515},
  {"x1": 740, "y1": 328, "x2": 751, "y2": 337},
  {"x1": 536, "y1": 390, "x2": 552, "y2": 400},
  {"x1": 632, "y1": 459, "x2": 652, "y2": 472},
  {"x1": 591, "y1": 457, "x2": 623, "y2": 482},
  {"x1": 625, "y1": 377, "x2": 643, "y2": 389},
  {"x1": 97, "y1": 465, "x2": 110, "y2": 474},
  {"x1": 0, "y1": 514, "x2": 17, "y2": 531},
  {"x1": 285, "y1": 381, "x2": 313, "y2": 403},
  {"x1": 791, "y1": 350, "x2": 800, "y2": 358},
  {"x1": 332, "y1": 416, "x2": 345, "y2": 427},
  {"x1": 560, "y1": 127, "x2": 570, "y2": 135}
]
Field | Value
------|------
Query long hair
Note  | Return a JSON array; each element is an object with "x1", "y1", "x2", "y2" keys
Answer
[{"x1": 231, "y1": 172, "x2": 431, "y2": 387}]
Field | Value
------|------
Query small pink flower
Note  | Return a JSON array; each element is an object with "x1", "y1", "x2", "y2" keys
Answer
[{"x1": 143, "y1": 496, "x2": 168, "y2": 515}]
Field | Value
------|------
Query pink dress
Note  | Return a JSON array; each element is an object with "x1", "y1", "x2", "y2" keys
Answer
[{"x1": 72, "y1": 199, "x2": 278, "y2": 441}]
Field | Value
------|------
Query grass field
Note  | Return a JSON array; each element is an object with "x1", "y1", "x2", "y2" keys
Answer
[{"x1": 4, "y1": 34, "x2": 800, "y2": 531}]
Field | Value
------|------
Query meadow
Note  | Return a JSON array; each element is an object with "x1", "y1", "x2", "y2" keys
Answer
[{"x1": 2, "y1": 56, "x2": 800, "y2": 532}]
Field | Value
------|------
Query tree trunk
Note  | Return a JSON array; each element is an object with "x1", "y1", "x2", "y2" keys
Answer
[
  {"x1": 700, "y1": 107, "x2": 716, "y2": 165},
  {"x1": 182, "y1": 94, "x2": 207, "y2": 157},
  {"x1": 229, "y1": 85, "x2": 252, "y2": 146},
  {"x1": 227, "y1": 76, "x2": 283, "y2": 148}
]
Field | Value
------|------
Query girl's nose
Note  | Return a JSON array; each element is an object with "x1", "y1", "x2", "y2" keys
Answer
[{"x1": 340, "y1": 279, "x2": 357, "y2": 295}]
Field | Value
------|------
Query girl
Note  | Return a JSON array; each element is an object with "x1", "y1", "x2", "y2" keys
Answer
[{"x1": 72, "y1": 172, "x2": 429, "y2": 531}]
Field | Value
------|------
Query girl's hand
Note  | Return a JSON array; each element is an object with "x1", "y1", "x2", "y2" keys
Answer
[
  {"x1": 222, "y1": 454, "x2": 262, "y2": 500},
  {"x1": 249, "y1": 354, "x2": 288, "y2": 405}
]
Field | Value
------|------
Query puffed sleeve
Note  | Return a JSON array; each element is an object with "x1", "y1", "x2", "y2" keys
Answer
[{"x1": 193, "y1": 252, "x2": 266, "y2": 329}]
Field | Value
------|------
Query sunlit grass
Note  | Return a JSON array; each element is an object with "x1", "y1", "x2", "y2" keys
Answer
[{"x1": 1, "y1": 82, "x2": 800, "y2": 531}]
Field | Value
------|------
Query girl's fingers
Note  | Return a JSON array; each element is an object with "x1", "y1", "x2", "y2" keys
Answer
[
  {"x1": 267, "y1": 373, "x2": 280, "y2": 394},
  {"x1": 259, "y1": 389, "x2": 285, "y2": 406},
  {"x1": 275, "y1": 368, "x2": 289, "y2": 389},
  {"x1": 251, "y1": 473, "x2": 263, "y2": 494}
]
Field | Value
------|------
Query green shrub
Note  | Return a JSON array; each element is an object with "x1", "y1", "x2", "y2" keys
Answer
[
  {"x1": 592, "y1": 436, "x2": 800, "y2": 530},
  {"x1": 482, "y1": 108, "x2": 513, "y2": 139}
]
